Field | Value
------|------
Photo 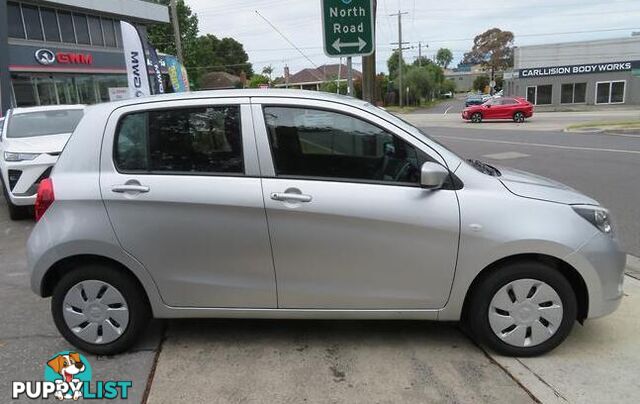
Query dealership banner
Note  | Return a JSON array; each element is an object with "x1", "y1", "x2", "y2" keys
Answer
[
  {"x1": 120, "y1": 21, "x2": 151, "y2": 98},
  {"x1": 138, "y1": 28, "x2": 165, "y2": 94},
  {"x1": 165, "y1": 55, "x2": 190, "y2": 93},
  {"x1": 519, "y1": 61, "x2": 640, "y2": 78}
]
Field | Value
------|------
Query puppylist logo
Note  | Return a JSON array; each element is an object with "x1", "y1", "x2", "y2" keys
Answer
[{"x1": 12, "y1": 351, "x2": 133, "y2": 400}]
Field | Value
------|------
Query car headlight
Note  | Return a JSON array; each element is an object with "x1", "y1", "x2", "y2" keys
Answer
[
  {"x1": 4, "y1": 152, "x2": 40, "y2": 162},
  {"x1": 572, "y1": 205, "x2": 613, "y2": 234}
]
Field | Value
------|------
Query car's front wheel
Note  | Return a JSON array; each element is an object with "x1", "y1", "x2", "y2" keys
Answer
[
  {"x1": 468, "y1": 261, "x2": 577, "y2": 356},
  {"x1": 1, "y1": 180, "x2": 31, "y2": 220},
  {"x1": 513, "y1": 111, "x2": 525, "y2": 123},
  {"x1": 471, "y1": 112, "x2": 482, "y2": 123},
  {"x1": 51, "y1": 264, "x2": 150, "y2": 355}
]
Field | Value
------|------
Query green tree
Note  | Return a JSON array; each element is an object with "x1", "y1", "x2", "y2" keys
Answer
[
  {"x1": 435, "y1": 48, "x2": 453, "y2": 69},
  {"x1": 473, "y1": 74, "x2": 490, "y2": 92},
  {"x1": 462, "y1": 28, "x2": 514, "y2": 79},
  {"x1": 387, "y1": 50, "x2": 407, "y2": 81},
  {"x1": 147, "y1": 1, "x2": 252, "y2": 89},
  {"x1": 404, "y1": 64, "x2": 447, "y2": 104},
  {"x1": 147, "y1": 0, "x2": 199, "y2": 66},
  {"x1": 262, "y1": 65, "x2": 274, "y2": 82},
  {"x1": 248, "y1": 74, "x2": 270, "y2": 88},
  {"x1": 441, "y1": 79, "x2": 456, "y2": 95},
  {"x1": 412, "y1": 56, "x2": 431, "y2": 67}
]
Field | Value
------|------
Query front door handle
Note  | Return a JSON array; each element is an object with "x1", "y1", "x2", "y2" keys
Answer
[
  {"x1": 270, "y1": 192, "x2": 312, "y2": 203},
  {"x1": 112, "y1": 184, "x2": 150, "y2": 193}
]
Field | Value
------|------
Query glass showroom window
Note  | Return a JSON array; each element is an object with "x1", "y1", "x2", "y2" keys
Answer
[
  {"x1": 7, "y1": 2, "x2": 25, "y2": 38},
  {"x1": 41, "y1": 7, "x2": 61, "y2": 42},
  {"x1": 526, "y1": 85, "x2": 552, "y2": 105},
  {"x1": 57, "y1": 11, "x2": 76, "y2": 43},
  {"x1": 73, "y1": 13, "x2": 91, "y2": 44},
  {"x1": 561, "y1": 83, "x2": 586, "y2": 104},
  {"x1": 596, "y1": 81, "x2": 625, "y2": 104},
  {"x1": 21, "y1": 4, "x2": 44, "y2": 40}
]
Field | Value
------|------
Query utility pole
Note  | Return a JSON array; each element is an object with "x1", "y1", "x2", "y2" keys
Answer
[
  {"x1": 390, "y1": 10, "x2": 409, "y2": 107},
  {"x1": 362, "y1": 0, "x2": 377, "y2": 103},
  {"x1": 418, "y1": 42, "x2": 422, "y2": 67},
  {"x1": 337, "y1": 58, "x2": 342, "y2": 94},
  {"x1": 170, "y1": 0, "x2": 183, "y2": 63},
  {"x1": 0, "y1": 0, "x2": 12, "y2": 116}
]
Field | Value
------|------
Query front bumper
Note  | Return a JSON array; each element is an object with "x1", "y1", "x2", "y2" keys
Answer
[
  {"x1": 565, "y1": 231, "x2": 626, "y2": 318},
  {"x1": 2, "y1": 154, "x2": 57, "y2": 206}
]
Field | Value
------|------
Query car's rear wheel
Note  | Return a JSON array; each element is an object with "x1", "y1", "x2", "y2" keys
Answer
[
  {"x1": 471, "y1": 112, "x2": 482, "y2": 123},
  {"x1": 513, "y1": 111, "x2": 525, "y2": 123},
  {"x1": 51, "y1": 264, "x2": 150, "y2": 355},
  {"x1": 1, "y1": 180, "x2": 31, "y2": 220},
  {"x1": 468, "y1": 261, "x2": 577, "y2": 356}
]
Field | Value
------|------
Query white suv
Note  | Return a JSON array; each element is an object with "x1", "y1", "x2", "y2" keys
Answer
[{"x1": 0, "y1": 105, "x2": 84, "y2": 219}]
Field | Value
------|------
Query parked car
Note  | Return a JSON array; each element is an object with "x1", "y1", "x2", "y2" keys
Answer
[
  {"x1": 28, "y1": 90, "x2": 624, "y2": 357},
  {"x1": 0, "y1": 105, "x2": 84, "y2": 219},
  {"x1": 464, "y1": 94, "x2": 484, "y2": 107},
  {"x1": 441, "y1": 91, "x2": 453, "y2": 98},
  {"x1": 462, "y1": 97, "x2": 533, "y2": 123},
  {"x1": 492, "y1": 89, "x2": 504, "y2": 98}
]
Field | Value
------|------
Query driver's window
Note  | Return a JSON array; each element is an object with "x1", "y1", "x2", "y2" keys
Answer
[{"x1": 263, "y1": 106, "x2": 431, "y2": 185}]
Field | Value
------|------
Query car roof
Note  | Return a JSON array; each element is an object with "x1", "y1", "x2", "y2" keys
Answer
[
  {"x1": 92, "y1": 89, "x2": 371, "y2": 111},
  {"x1": 10, "y1": 104, "x2": 86, "y2": 115}
]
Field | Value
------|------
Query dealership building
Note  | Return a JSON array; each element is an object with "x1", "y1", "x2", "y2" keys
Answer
[
  {"x1": 504, "y1": 36, "x2": 640, "y2": 108},
  {"x1": 0, "y1": 0, "x2": 169, "y2": 112}
]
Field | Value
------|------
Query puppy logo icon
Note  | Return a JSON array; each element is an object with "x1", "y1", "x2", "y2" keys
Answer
[{"x1": 45, "y1": 351, "x2": 92, "y2": 400}]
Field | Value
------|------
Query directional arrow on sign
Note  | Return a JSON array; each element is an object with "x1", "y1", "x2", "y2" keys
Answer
[{"x1": 332, "y1": 37, "x2": 367, "y2": 52}]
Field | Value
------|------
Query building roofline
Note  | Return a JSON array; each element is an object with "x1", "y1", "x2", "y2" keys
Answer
[{"x1": 515, "y1": 36, "x2": 640, "y2": 50}]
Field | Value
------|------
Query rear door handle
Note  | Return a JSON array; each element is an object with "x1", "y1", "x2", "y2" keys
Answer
[
  {"x1": 112, "y1": 184, "x2": 150, "y2": 193},
  {"x1": 270, "y1": 192, "x2": 312, "y2": 203}
]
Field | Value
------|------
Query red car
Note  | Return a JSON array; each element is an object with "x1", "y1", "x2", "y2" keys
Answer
[{"x1": 462, "y1": 97, "x2": 533, "y2": 123}]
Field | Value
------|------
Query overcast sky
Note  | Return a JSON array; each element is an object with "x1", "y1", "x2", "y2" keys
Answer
[{"x1": 184, "y1": 0, "x2": 640, "y2": 76}]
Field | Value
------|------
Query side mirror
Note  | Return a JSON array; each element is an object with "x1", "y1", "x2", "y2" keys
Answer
[{"x1": 420, "y1": 162, "x2": 449, "y2": 190}]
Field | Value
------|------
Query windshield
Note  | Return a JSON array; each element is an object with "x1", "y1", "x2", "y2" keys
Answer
[{"x1": 7, "y1": 109, "x2": 84, "y2": 138}]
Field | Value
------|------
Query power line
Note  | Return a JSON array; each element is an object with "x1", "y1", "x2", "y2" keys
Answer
[{"x1": 254, "y1": 10, "x2": 319, "y2": 69}]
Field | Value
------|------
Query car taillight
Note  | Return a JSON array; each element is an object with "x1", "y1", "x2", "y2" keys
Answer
[{"x1": 34, "y1": 178, "x2": 54, "y2": 221}]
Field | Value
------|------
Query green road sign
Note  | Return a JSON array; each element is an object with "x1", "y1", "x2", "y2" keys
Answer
[{"x1": 322, "y1": 0, "x2": 375, "y2": 58}]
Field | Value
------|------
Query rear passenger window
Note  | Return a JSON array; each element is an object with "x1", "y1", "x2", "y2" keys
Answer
[{"x1": 114, "y1": 106, "x2": 243, "y2": 174}]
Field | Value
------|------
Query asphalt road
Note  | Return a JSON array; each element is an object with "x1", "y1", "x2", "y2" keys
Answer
[{"x1": 417, "y1": 126, "x2": 640, "y2": 256}]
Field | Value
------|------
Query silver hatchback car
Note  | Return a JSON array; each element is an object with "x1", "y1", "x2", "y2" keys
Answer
[{"x1": 27, "y1": 90, "x2": 625, "y2": 356}]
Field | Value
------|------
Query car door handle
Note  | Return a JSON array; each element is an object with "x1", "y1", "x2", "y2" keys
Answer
[
  {"x1": 270, "y1": 192, "x2": 312, "y2": 203},
  {"x1": 112, "y1": 184, "x2": 150, "y2": 193}
]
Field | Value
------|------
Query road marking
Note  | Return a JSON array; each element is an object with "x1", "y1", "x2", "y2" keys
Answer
[
  {"x1": 482, "y1": 151, "x2": 530, "y2": 160},
  {"x1": 435, "y1": 135, "x2": 640, "y2": 155},
  {"x1": 443, "y1": 105, "x2": 453, "y2": 115}
]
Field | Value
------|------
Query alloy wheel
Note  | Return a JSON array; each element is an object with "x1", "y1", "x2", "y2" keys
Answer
[
  {"x1": 62, "y1": 280, "x2": 130, "y2": 344},
  {"x1": 488, "y1": 278, "x2": 563, "y2": 347}
]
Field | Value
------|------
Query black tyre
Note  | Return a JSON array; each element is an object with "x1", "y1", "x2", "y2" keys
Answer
[
  {"x1": 513, "y1": 111, "x2": 525, "y2": 123},
  {"x1": 1, "y1": 179, "x2": 31, "y2": 220},
  {"x1": 468, "y1": 261, "x2": 577, "y2": 357},
  {"x1": 471, "y1": 112, "x2": 482, "y2": 123},
  {"x1": 51, "y1": 264, "x2": 150, "y2": 355}
]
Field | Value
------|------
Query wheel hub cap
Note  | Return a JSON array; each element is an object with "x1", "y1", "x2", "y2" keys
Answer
[
  {"x1": 488, "y1": 278, "x2": 563, "y2": 347},
  {"x1": 62, "y1": 280, "x2": 129, "y2": 344}
]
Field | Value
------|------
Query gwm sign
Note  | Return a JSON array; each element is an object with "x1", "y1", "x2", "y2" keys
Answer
[
  {"x1": 519, "y1": 61, "x2": 639, "y2": 78},
  {"x1": 34, "y1": 49, "x2": 93, "y2": 66}
]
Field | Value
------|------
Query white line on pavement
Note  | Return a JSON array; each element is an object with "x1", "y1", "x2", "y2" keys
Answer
[
  {"x1": 444, "y1": 106, "x2": 453, "y2": 115},
  {"x1": 435, "y1": 135, "x2": 640, "y2": 155}
]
